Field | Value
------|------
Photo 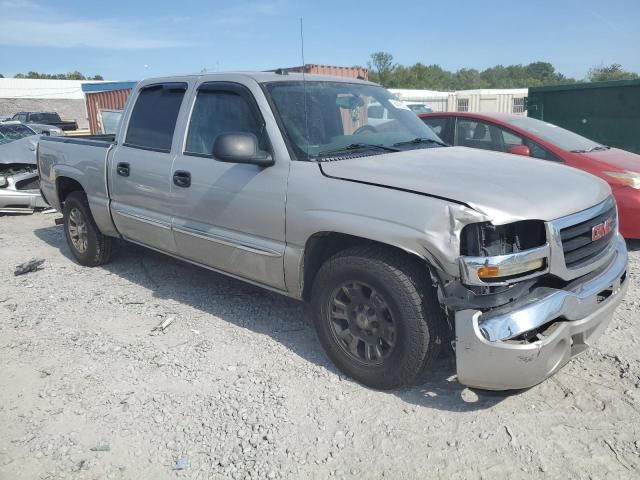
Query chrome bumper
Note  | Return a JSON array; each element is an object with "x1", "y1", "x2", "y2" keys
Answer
[
  {"x1": 0, "y1": 189, "x2": 49, "y2": 213},
  {"x1": 455, "y1": 234, "x2": 628, "y2": 391}
]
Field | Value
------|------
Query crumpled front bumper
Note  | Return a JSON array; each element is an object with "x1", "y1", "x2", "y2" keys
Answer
[
  {"x1": 0, "y1": 181, "x2": 49, "y2": 213},
  {"x1": 455, "y1": 235, "x2": 629, "y2": 391}
]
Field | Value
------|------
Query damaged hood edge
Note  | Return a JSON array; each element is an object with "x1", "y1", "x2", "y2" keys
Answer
[{"x1": 0, "y1": 136, "x2": 38, "y2": 166}]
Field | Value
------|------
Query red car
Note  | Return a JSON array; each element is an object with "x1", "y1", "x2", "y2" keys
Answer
[{"x1": 420, "y1": 112, "x2": 640, "y2": 239}]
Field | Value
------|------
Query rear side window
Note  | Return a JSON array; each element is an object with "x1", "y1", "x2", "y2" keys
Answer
[
  {"x1": 185, "y1": 85, "x2": 267, "y2": 156},
  {"x1": 125, "y1": 83, "x2": 187, "y2": 152}
]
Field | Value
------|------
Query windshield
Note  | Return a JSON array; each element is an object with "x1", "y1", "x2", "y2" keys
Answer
[
  {"x1": 503, "y1": 116, "x2": 605, "y2": 152},
  {"x1": 0, "y1": 124, "x2": 36, "y2": 145},
  {"x1": 264, "y1": 81, "x2": 444, "y2": 160}
]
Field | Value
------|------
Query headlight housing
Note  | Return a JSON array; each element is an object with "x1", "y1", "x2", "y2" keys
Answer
[
  {"x1": 459, "y1": 220, "x2": 549, "y2": 286},
  {"x1": 604, "y1": 171, "x2": 640, "y2": 190},
  {"x1": 0, "y1": 175, "x2": 7, "y2": 188}
]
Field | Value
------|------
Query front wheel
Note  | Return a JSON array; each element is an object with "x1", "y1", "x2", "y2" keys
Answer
[
  {"x1": 62, "y1": 191, "x2": 114, "y2": 266},
  {"x1": 311, "y1": 245, "x2": 444, "y2": 390}
]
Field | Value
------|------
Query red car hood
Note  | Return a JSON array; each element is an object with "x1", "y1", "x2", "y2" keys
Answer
[{"x1": 581, "y1": 147, "x2": 640, "y2": 172}]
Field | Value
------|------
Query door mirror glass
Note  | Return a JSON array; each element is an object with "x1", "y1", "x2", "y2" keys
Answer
[
  {"x1": 213, "y1": 132, "x2": 274, "y2": 167},
  {"x1": 508, "y1": 145, "x2": 531, "y2": 156}
]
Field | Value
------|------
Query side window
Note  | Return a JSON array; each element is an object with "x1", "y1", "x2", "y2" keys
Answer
[
  {"x1": 125, "y1": 83, "x2": 186, "y2": 152},
  {"x1": 185, "y1": 87, "x2": 266, "y2": 156},
  {"x1": 456, "y1": 119, "x2": 500, "y2": 151},
  {"x1": 14, "y1": 114, "x2": 27, "y2": 122},
  {"x1": 496, "y1": 126, "x2": 562, "y2": 162},
  {"x1": 422, "y1": 117, "x2": 448, "y2": 139}
]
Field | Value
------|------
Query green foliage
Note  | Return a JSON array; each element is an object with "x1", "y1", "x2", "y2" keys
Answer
[
  {"x1": 0, "y1": 73, "x2": 4, "y2": 78},
  {"x1": 367, "y1": 53, "x2": 637, "y2": 90},
  {"x1": 587, "y1": 64, "x2": 639, "y2": 82},
  {"x1": 12, "y1": 71, "x2": 104, "y2": 80}
]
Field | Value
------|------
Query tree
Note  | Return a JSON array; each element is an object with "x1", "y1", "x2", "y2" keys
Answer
[
  {"x1": 11, "y1": 71, "x2": 104, "y2": 80},
  {"x1": 0, "y1": 73, "x2": 4, "y2": 78},
  {"x1": 587, "y1": 64, "x2": 638, "y2": 82},
  {"x1": 368, "y1": 52, "x2": 396, "y2": 87}
]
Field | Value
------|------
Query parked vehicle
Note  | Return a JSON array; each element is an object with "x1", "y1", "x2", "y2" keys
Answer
[
  {"x1": 11, "y1": 111, "x2": 78, "y2": 131},
  {"x1": 38, "y1": 73, "x2": 628, "y2": 391},
  {"x1": 421, "y1": 112, "x2": 640, "y2": 239},
  {"x1": 0, "y1": 123, "x2": 49, "y2": 213},
  {"x1": 405, "y1": 103, "x2": 433, "y2": 114},
  {"x1": 1, "y1": 119, "x2": 63, "y2": 137}
]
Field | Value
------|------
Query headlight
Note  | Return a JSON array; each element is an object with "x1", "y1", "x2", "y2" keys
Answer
[
  {"x1": 604, "y1": 171, "x2": 640, "y2": 190},
  {"x1": 0, "y1": 176, "x2": 7, "y2": 188},
  {"x1": 459, "y1": 220, "x2": 549, "y2": 285}
]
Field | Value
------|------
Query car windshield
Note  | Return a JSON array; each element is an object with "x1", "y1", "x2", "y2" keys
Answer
[
  {"x1": 0, "y1": 124, "x2": 36, "y2": 145},
  {"x1": 503, "y1": 116, "x2": 605, "y2": 152},
  {"x1": 264, "y1": 81, "x2": 444, "y2": 161}
]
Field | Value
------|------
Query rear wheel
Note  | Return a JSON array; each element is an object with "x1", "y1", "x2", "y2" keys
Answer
[
  {"x1": 62, "y1": 191, "x2": 114, "y2": 266},
  {"x1": 311, "y1": 245, "x2": 444, "y2": 390}
]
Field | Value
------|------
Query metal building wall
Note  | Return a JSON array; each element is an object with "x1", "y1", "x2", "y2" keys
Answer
[
  {"x1": 85, "y1": 89, "x2": 132, "y2": 134},
  {"x1": 528, "y1": 80, "x2": 640, "y2": 154}
]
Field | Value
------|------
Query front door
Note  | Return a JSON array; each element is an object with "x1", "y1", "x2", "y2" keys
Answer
[
  {"x1": 109, "y1": 82, "x2": 187, "y2": 253},
  {"x1": 170, "y1": 81, "x2": 289, "y2": 290}
]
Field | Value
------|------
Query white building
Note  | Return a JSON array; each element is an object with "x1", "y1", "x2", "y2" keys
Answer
[
  {"x1": 0, "y1": 78, "x2": 107, "y2": 128},
  {"x1": 389, "y1": 88, "x2": 528, "y2": 115}
]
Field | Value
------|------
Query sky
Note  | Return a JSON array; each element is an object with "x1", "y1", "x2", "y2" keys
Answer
[{"x1": 1, "y1": 0, "x2": 639, "y2": 81}]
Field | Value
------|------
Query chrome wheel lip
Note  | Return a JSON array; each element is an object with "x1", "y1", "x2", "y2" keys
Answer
[
  {"x1": 328, "y1": 280, "x2": 397, "y2": 366},
  {"x1": 68, "y1": 207, "x2": 88, "y2": 253}
]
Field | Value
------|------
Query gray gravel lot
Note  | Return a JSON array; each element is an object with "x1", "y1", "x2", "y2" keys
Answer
[{"x1": 1, "y1": 213, "x2": 640, "y2": 479}]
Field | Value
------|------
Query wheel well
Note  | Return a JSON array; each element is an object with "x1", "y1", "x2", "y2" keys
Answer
[
  {"x1": 56, "y1": 177, "x2": 84, "y2": 205},
  {"x1": 301, "y1": 232, "x2": 430, "y2": 301}
]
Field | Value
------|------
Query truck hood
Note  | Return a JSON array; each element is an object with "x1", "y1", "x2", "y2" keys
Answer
[
  {"x1": 0, "y1": 136, "x2": 38, "y2": 165},
  {"x1": 319, "y1": 146, "x2": 611, "y2": 224}
]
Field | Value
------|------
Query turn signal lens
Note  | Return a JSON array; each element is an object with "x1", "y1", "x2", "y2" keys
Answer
[{"x1": 477, "y1": 258, "x2": 545, "y2": 279}]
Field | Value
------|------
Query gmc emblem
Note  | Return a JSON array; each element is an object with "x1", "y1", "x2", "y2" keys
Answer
[{"x1": 592, "y1": 217, "x2": 614, "y2": 242}]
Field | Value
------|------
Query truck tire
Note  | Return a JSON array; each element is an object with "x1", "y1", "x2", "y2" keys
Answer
[
  {"x1": 62, "y1": 191, "x2": 114, "y2": 266},
  {"x1": 311, "y1": 245, "x2": 444, "y2": 390}
]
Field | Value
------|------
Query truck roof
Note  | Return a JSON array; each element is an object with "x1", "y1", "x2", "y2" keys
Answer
[{"x1": 137, "y1": 71, "x2": 376, "y2": 87}]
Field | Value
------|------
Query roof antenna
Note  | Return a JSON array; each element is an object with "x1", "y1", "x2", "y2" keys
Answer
[{"x1": 300, "y1": 17, "x2": 310, "y2": 159}]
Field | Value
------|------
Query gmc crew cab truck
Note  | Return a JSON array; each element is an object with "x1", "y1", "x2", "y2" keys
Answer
[{"x1": 38, "y1": 73, "x2": 629, "y2": 390}]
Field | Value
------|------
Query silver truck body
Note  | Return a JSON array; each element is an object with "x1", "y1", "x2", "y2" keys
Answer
[{"x1": 38, "y1": 72, "x2": 628, "y2": 390}]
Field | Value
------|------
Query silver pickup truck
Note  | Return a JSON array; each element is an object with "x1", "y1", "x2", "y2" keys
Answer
[{"x1": 38, "y1": 72, "x2": 629, "y2": 390}]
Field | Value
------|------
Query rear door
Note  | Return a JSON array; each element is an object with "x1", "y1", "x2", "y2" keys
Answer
[
  {"x1": 109, "y1": 82, "x2": 188, "y2": 253},
  {"x1": 170, "y1": 81, "x2": 288, "y2": 290}
]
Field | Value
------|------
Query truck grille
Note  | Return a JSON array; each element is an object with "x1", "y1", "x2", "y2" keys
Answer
[{"x1": 560, "y1": 206, "x2": 616, "y2": 268}]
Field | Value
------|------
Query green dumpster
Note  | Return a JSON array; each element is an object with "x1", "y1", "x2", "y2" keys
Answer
[{"x1": 527, "y1": 79, "x2": 640, "y2": 154}]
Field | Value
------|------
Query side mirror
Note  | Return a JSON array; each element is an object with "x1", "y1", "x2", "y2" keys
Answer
[
  {"x1": 213, "y1": 132, "x2": 274, "y2": 167},
  {"x1": 508, "y1": 145, "x2": 531, "y2": 157}
]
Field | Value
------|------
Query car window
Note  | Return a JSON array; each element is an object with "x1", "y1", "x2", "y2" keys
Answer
[
  {"x1": 185, "y1": 86, "x2": 267, "y2": 156},
  {"x1": 494, "y1": 125, "x2": 562, "y2": 162},
  {"x1": 13, "y1": 114, "x2": 27, "y2": 122},
  {"x1": 422, "y1": 117, "x2": 448, "y2": 138},
  {"x1": 125, "y1": 83, "x2": 187, "y2": 152},
  {"x1": 456, "y1": 119, "x2": 501, "y2": 150},
  {"x1": 31, "y1": 113, "x2": 60, "y2": 123}
]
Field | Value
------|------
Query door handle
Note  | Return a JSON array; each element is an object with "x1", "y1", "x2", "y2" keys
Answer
[
  {"x1": 173, "y1": 170, "x2": 191, "y2": 188},
  {"x1": 117, "y1": 162, "x2": 130, "y2": 177}
]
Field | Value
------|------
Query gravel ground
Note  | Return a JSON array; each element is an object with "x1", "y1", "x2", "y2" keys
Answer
[{"x1": 1, "y1": 212, "x2": 639, "y2": 480}]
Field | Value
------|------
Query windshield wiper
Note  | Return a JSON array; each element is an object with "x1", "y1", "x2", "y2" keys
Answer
[
  {"x1": 393, "y1": 137, "x2": 448, "y2": 148},
  {"x1": 315, "y1": 142, "x2": 401, "y2": 158}
]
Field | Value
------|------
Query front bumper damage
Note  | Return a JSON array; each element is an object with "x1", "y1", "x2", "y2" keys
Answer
[
  {"x1": 0, "y1": 169, "x2": 49, "y2": 213},
  {"x1": 455, "y1": 234, "x2": 628, "y2": 391}
]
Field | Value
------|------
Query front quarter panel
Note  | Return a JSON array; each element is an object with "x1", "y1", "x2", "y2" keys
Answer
[{"x1": 284, "y1": 161, "x2": 489, "y2": 296}]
